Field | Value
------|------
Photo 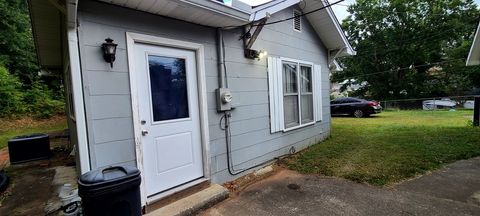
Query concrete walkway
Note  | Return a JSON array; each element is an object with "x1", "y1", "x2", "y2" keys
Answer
[{"x1": 202, "y1": 157, "x2": 480, "y2": 216}]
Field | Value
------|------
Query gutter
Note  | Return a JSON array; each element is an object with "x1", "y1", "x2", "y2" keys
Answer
[{"x1": 180, "y1": 0, "x2": 251, "y2": 23}]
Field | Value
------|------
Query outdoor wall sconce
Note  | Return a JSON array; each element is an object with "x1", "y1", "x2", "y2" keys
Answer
[
  {"x1": 101, "y1": 38, "x2": 117, "y2": 68},
  {"x1": 244, "y1": 49, "x2": 267, "y2": 61},
  {"x1": 258, "y1": 50, "x2": 267, "y2": 59},
  {"x1": 244, "y1": 49, "x2": 259, "y2": 59}
]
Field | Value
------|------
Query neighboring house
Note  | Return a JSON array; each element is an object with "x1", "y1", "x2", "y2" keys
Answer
[
  {"x1": 27, "y1": 0, "x2": 354, "y2": 207},
  {"x1": 467, "y1": 22, "x2": 480, "y2": 65},
  {"x1": 331, "y1": 80, "x2": 366, "y2": 98}
]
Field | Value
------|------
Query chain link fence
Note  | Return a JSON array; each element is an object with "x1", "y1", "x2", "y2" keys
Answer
[{"x1": 379, "y1": 95, "x2": 478, "y2": 111}]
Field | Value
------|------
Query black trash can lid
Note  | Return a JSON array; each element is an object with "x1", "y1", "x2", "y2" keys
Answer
[{"x1": 79, "y1": 166, "x2": 140, "y2": 186}]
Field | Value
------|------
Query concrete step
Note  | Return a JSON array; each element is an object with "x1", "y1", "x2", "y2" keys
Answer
[{"x1": 146, "y1": 184, "x2": 229, "y2": 216}]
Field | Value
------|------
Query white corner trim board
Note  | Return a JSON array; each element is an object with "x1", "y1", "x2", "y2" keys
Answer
[{"x1": 67, "y1": 2, "x2": 90, "y2": 174}]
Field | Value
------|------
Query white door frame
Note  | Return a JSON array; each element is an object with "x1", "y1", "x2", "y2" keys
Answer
[{"x1": 126, "y1": 32, "x2": 210, "y2": 206}]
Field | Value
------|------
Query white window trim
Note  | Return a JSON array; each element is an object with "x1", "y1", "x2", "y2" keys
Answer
[
  {"x1": 280, "y1": 57, "x2": 314, "y2": 132},
  {"x1": 293, "y1": 9, "x2": 302, "y2": 32},
  {"x1": 268, "y1": 56, "x2": 322, "y2": 134}
]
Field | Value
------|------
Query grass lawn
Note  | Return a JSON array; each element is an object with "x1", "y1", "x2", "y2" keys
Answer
[
  {"x1": 285, "y1": 110, "x2": 480, "y2": 186},
  {"x1": 0, "y1": 115, "x2": 67, "y2": 150}
]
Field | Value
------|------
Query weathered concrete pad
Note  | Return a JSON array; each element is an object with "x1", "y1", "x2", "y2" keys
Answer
[
  {"x1": 395, "y1": 157, "x2": 480, "y2": 205},
  {"x1": 203, "y1": 168, "x2": 480, "y2": 216},
  {"x1": 147, "y1": 184, "x2": 229, "y2": 216},
  {"x1": 0, "y1": 163, "x2": 55, "y2": 216}
]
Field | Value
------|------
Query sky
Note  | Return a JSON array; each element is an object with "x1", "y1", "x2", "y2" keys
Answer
[{"x1": 239, "y1": 0, "x2": 480, "y2": 22}]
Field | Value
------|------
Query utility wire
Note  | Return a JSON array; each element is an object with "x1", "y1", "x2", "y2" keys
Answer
[
  {"x1": 337, "y1": 58, "x2": 466, "y2": 80},
  {"x1": 344, "y1": 27, "x2": 466, "y2": 58},
  {"x1": 250, "y1": 0, "x2": 346, "y2": 27},
  {"x1": 331, "y1": 1, "x2": 459, "y2": 17}
]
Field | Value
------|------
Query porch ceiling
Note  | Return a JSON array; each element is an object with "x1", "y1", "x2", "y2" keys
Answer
[{"x1": 28, "y1": 0, "x2": 63, "y2": 71}]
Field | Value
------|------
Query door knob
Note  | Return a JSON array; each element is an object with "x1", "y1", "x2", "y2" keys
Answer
[{"x1": 142, "y1": 130, "x2": 149, "y2": 136}]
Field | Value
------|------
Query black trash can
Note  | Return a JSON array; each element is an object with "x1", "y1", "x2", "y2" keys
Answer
[
  {"x1": 78, "y1": 166, "x2": 142, "y2": 216},
  {"x1": 8, "y1": 133, "x2": 50, "y2": 164}
]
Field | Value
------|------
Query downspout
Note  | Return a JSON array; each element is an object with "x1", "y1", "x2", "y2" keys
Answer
[
  {"x1": 217, "y1": 24, "x2": 278, "y2": 176},
  {"x1": 217, "y1": 27, "x2": 243, "y2": 175},
  {"x1": 216, "y1": 28, "x2": 226, "y2": 88}
]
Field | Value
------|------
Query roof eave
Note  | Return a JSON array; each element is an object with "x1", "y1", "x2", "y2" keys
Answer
[
  {"x1": 466, "y1": 22, "x2": 480, "y2": 66},
  {"x1": 323, "y1": 0, "x2": 355, "y2": 57},
  {"x1": 252, "y1": 0, "x2": 355, "y2": 56}
]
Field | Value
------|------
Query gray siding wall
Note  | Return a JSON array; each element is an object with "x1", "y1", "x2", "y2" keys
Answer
[{"x1": 77, "y1": 0, "x2": 331, "y2": 184}]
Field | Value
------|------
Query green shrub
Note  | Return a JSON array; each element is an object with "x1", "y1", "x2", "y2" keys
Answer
[
  {"x1": 24, "y1": 81, "x2": 65, "y2": 118},
  {"x1": 0, "y1": 65, "x2": 25, "y2": 117}
]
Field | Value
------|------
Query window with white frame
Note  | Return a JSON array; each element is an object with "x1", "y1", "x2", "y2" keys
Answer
[{"x1": 268, "y1": 57, "x2": 322, "y2": 133}]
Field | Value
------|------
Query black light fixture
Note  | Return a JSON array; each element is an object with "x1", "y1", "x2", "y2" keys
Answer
[
  {"x1": 244, "y1": 49, "x2": 267, "y2": 61},
  {"x1": 244, "y1": 49, "x2": 259, "y2": 60},
  {"x1": 101, "y1": 38, "x2": 117, "y2": 68}
]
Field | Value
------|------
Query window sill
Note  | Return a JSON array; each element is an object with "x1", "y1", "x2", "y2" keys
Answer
[{"x1": 282, "y1": 121, "x2": 315, "y2": 132}]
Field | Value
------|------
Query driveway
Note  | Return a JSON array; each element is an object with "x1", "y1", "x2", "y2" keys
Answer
[{"x1": 202, "y1": 157, "x2": 480, "y2": 216}]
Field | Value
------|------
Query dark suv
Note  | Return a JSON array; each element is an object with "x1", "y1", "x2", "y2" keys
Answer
[{"x1": 331, "y1": 97, "x2": 382, "y2": 118}]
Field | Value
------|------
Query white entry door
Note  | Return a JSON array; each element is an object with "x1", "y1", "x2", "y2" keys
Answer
[{"x1": 134, "y1": 43, "x2": 204, "y2": 197}]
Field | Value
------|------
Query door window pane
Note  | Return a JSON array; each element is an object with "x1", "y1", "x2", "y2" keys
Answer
[
  {"x1": 284, "y1": 95, "x2": 299, "y2": 128},
  {"x1": 148, "y1": 55, "x2": 189, "y2": 122},
  {"x1": 283, "y1": 63, "x2": 298, "y2": 93}
]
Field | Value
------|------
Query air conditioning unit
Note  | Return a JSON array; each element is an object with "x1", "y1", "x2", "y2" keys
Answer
[{"x1": 8, "y1": 134, "x2": 50, "y2": 164}]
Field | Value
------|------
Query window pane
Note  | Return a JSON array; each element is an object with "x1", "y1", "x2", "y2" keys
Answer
[
  {"x1": 283, "y1": 95, "x2": 299, "y2": 128},
  {"x1": 283, "y1": 62, "x2": 297, "y2": 93},
  {"x1": 300, "y1": 66, "x2": 312, "y2": 93},
  {"x1": 148, "y1": 55, "x2": 189, "y2": 122},
  {"x1": 301, "y1": 95, "x2": 313, "y2": 123}
]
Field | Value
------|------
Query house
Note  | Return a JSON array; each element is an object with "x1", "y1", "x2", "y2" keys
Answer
[
  {"x1": 467, "y1": 22, "x2": 480, "y2": 65},
  {"x1": 27, "y1": 0, "x2": 354, "y2": 208},
  {"x1": 331, "y1": 79, "x2": 367, "y2": 98}
]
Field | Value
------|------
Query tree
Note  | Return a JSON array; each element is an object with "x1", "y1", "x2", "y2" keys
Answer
[
  {"x1": 0, "y1": 0, "x2": 39, "y2": 86},
  {"x1": 0, "y1": 65, "x2": 25, "y2": 117},
  {"x1": 334, "y1": 0, "x2": 480, "y2": 100}
]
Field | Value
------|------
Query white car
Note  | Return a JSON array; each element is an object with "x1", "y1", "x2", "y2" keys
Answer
[
  {"x1": 422, "y1": 99, "x2": 456, "y2": 110},
  {"x1": 464, "y1": 100, "x2": 474, "y2": 109}
]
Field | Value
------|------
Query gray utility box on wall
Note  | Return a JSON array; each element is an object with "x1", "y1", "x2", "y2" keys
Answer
[{"x1": 216, "y1": 88, "x2": 233, "y2": 112}]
